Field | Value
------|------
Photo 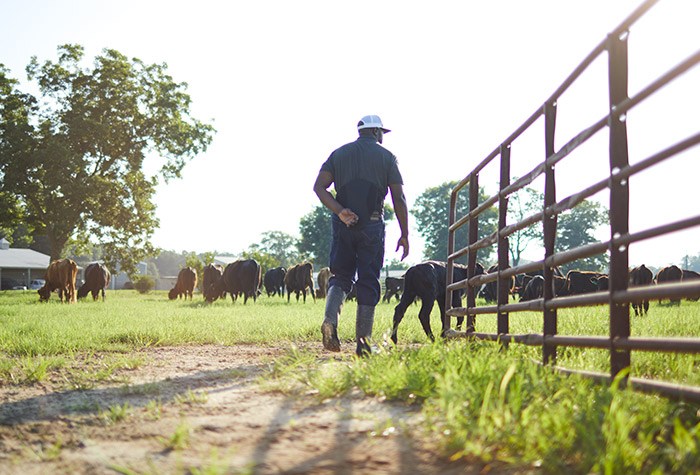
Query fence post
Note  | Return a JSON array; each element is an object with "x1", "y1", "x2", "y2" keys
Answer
[
  {"x1": 467, "y1": 173, "x2": 479, "y2": 332},
  {"x1": 543, "y1": 99, "x2": 558, "y2": 365},
  {"x1": 444, "y1": 188, "x2": 457, "y2": 335},
  {"x1": 608, "y1": 30, "x2": 632, "y2": 377},
  {"x1": 498, "y1": 144, "x2": 511, "y2": 343}
]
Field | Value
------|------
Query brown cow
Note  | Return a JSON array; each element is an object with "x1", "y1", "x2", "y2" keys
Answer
[
  {"x1": 682, "y1": 269, "x2": 700, "y2": 301},
  {"x1": 168, "y1": 267, "x2": 198, "y2": 300},
  {"x1": 38, "y1": 258, "x2": 78, "y2": 303},
  {"x1": 284, "y1": 262, "x2": 315, "y2": 303},
  {"x1": 77, "y1": 263, "x2": 111, "y2": 301},
  {"x1": 655, "y1": 265, "x2": 683, "y2": 305},
  {"x1": 316, "y1": 267, "x2": 332, "y2": 298}
]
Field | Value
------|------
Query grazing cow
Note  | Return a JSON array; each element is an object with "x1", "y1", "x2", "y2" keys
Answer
[
  {"x1": 591, "y1": 274, "x2": 609, "y2": 291},
  {"x1": 655, "y1": 265, "x2": 683, "y2": 304},
  {"x1": 628, "y1": 264, "x2": 654, "y2": 315},
  {"x1": 682, "y1": 269, "x2": 700, "y2": 301},
  {"x1": 202, "y1": 264, "x2": 225, "y2": 302},
  {"x1": 77, "y1": 263, "x2": 111, "y2": 301},
  {"x1": 168, "y1": 267, "x2": 198, "y2": 300},
  {"x1": 390, "y1": 261, "x2": 485, "y2": 343},
  {"x1": 316, "y1": 267, "x2": 332, "y2": 298},
  {"x1": 565, "y1": 270, "x2": 606, "y2": 296},
  {"x1": 518, "y1": 273, "x2": 568, "y2": 301},
  {"x1": 520, "y1": 275, "x2": 544, "y2": 301},
  {"x1": 514, "y1": 267, "x2": 565, "y2": 299},
  {"x1": 382, "y1": 276, "x2": 405, "y2": 303},
  {"x1": 263, "y1": 267, "x2": 286, "y2": 297},
  {"x1": 38, "y1": 258, "x2": 79, "y2": 303},
  {"x1": 208, "y1": 259, "x2": 261, "y2": 304},
  {"x1": 479, "y1": 264, "x2": 516, "y2": 303},
  {"x1": 284, "y1": 262, "x2": 315, "y2": 303}
]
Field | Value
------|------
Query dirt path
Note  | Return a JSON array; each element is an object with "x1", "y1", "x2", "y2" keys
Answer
[{"x1": 0, "y1": 344, "x2": 476, "y2": 474}]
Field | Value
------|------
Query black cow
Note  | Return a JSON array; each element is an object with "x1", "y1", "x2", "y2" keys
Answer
[
  {"x1": 514, "y1": 267, "x2": 564, "y2": 300},
  {"x1": 682, "y1": 269, "x2": 700, "y2": 301},
  {"x1": 565, "y1": 270, "x2": 605, "y2": 295},
  {"x1": 655, "y1": 265, "x2": 683, "y2": 305},
  {"x1": 390, "y1": 261, "x2": 484, "y2": 343},
  {"x1": 264, "y1": 267, "x2": 287, "y2": 297},
  {"x1": 284, "y1": 262, "x2": 315, "y2": 303},
  {"x1": 77, "y1": 263, "x2": 111, "y2": 301},
  {"x1": 479, "y1": 264, "x2": 515, "y2": 303},
  {"x1": 208, "y1": 259, "x2": 261, "y2": 304},
  {"x1": 382, "y1": 276, "x2": 404, "y2": 303},
  {"x1": 520, "y1": 275, "x2": 544, "y2": 301},
  {"x1": 202, "y1": 264, "x2": 225, "y2": 302},
  {"x1": 629, "y1": 264, "x2": 653, "y2": 315}
]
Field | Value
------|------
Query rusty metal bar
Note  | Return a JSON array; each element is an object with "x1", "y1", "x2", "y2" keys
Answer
[
  {"x1": 466, "y1": 174, "x2": 479, "y2": 332},
  {"x1": 497, "y1": 144, "x2": 510, "y2": 340},
  {"x1": 444, "y1": 178, "x2": 459, "y2": 335},
  {"x1": 542, "y1": 99, "x2": 558, "y2": 365},
  {"x1": 450, "y1": 195, "x2": 497, "y2": 233},
  {"x1": 607, "y1": 26, "x2": 632, "y2": 378},
  {"x1": 613, "y1": 49, "x2": 700, "y2": 118}
]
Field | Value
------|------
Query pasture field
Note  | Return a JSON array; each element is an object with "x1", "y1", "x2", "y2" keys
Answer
[{"x1": 0, "y1": 289, "x2": 699, "y2": 473}]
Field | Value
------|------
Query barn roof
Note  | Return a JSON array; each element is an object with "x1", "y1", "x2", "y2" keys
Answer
[{"x1": 0, "y1": 245, "x2": 51, "y2": 269}]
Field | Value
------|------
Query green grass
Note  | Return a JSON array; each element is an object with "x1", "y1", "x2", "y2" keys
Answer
[
  {"x1": 1, "y1": 289, "x2": 699, "y2": 473},
  {"x1": 271, "y1": 342, "x2": 700, "y2": 473}
]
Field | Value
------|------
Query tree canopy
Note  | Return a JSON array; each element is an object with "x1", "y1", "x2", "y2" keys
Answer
[
  {"x1": 298, "y1": 204, "x2": 332, "y2": 267},
  {"x1": 556, "y1": 199, "x2": 609, "y2": 272},
  {"x1": 412, "y1": 181, "x2": 497, "y2": 264},
  {"x1": 0, "y1": 44, "x2": 215, "y2": 275}
]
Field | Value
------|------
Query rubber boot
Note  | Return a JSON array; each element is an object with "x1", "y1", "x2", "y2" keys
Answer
[
  {"x1": 355, "y1": 304, "x2": 375, "y2": 357},
  {"x1": 321, "y1": 285, "x2": 345, "y2": 352}
]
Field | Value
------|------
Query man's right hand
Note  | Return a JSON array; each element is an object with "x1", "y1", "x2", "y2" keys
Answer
[
  {"x1": 338, "y1": 208, "x2": 359, "y2": 227},
  {"x1": 396, "y1": 235, "x2": 409, "y2": 261}
]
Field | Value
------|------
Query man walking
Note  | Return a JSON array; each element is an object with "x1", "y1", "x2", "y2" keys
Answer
[{"x1": 313, "y1": 115, "x2": 409, "y2": 356}]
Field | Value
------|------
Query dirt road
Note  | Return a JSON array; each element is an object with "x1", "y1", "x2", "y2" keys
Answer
[{"x1": 0, "y1": 344, "x2": 476, "y2": 474}]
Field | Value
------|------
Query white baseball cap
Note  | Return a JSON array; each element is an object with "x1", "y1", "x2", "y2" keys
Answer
[{"x1": 357, "y1": 115, "x2": 391, "y2": 133}]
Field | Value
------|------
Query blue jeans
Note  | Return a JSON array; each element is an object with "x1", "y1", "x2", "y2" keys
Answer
[{"x1": 328, "y1": 217, "x2": 385, "y2": 306}]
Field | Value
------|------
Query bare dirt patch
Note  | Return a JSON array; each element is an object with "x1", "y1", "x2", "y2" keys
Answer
[{"x1": 0, "y1": 344, "x2": 478, "y2": 474}]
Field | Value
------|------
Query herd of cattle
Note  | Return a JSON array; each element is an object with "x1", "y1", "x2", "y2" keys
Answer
[{"x1": 33, "y1": 258, "x2": 699, "y2": 343}]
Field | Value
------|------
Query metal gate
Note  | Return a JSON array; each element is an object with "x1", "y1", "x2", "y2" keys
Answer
[{"x1": 444, "y1": 0, "x2": 700, "y2": 401}]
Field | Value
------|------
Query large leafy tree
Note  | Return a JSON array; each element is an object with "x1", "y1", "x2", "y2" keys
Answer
[
  {"x1": 412, "y1": 181, "x2": 498, "y2": 264},
  {"x1": 507, "y1": 185, "x2": 544, "y2": 266},
  {"x1": 0, "y1": 44, "x2": 215, "y2": 275},
  {"x1": 556, "y1": 199, "x2": 609, "y2": 272},
  {"x1": 298, "y1": 204, "x2": 332, "y2": 267},
  {"x1": 247, "y1": 231, "x2": 300, "y2": 268}
]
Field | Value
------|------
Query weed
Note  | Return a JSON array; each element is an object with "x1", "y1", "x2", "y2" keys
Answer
[
  {"x1": 174, "y1": 388, "x2": 209, "y2": 405},
  {"x1": 159, "y1": 420, "x2": 190, "y2": 450},
  {"x1": 100, "y1": 402, "x2": 132, "y2": 424}
]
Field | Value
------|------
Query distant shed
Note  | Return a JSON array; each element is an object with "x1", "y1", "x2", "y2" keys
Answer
[{"x1": 0, "y1": 238, "x2": 51, "y2": 289}]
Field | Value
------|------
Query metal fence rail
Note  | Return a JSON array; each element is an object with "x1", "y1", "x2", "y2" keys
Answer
[{"x1": 444, "y1": 0, "x2": 700, "y2": 402}]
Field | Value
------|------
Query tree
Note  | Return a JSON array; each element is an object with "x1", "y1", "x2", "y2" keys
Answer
[
  {"x1": 298, "y1": 204, "x2": 332, "y2": 267},
  {"x1": 412, "y1": 181, "x2": 498, "y2": 264},
  {"x1": 247, "y1": 231, "x2": 300, "y2": 268},
  {"x1": 556, "y1": 199, "x2": 609, "y2": 272},
  {"x1": 507, "y1": 185, "x2": 544, "y2": 266},
  {"x1": 0, "y1": 45, "x2": 215, "y2": 276}
]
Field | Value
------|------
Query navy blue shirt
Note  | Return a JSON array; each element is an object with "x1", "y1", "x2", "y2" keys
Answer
[{"x1": 320, "y1": 136, "x2": 403, "y2": 226}]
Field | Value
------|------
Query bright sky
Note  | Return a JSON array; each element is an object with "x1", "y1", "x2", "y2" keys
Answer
[{"x1": 2, "y1": 0, "x2": 699, "y2": 268}]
